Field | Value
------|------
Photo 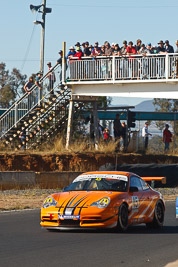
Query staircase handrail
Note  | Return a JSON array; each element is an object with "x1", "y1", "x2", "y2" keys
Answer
[{"x1": 0, "y1": 63, "x2": 60, "y2": 120}]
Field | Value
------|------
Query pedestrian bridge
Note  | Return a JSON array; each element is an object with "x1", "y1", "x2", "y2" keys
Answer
[{"x1": 65, "y1": 53, "x2": 178, "y2": 99}]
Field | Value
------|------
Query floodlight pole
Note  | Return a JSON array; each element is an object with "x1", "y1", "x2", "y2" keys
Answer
[{"x1": 40, "y1": 0, "x2": 46, "y2": 74}]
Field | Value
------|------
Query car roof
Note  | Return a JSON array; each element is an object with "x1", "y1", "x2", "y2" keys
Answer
[{"x1": 81, "y1": 171, "x2": 131, "y2": 176}]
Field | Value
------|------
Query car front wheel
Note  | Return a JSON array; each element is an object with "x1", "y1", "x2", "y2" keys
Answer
[{"x1": 117, "y1": 203, "x2": 128, "y2": 231}]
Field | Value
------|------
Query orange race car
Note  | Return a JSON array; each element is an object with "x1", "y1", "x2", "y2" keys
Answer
[{"x1": 40, "y1": 171, "x2": 165, "y2": 231}]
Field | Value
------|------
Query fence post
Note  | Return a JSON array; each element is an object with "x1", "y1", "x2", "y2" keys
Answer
[
  {"x1": 112, "y1": 56, "x2": 115, "y2": 82},
  {"x1": 62, "y1": 41, "x2": 66, "y2": 83},
  {"x1": 15, "y1": 103, "x2": 18, "y2": 127},
  {"x1": 165, "y1": 54, "x2": 169, "y2": 80}
]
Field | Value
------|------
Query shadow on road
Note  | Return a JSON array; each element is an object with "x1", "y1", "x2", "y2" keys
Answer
[{"x1": 44, "y1": 224, "x2": 178, "y2": 235}]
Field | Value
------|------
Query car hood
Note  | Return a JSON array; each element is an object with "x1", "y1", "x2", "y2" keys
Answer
[{"x1": 51, "y1": 191, "x2": 122, "y2": 208}]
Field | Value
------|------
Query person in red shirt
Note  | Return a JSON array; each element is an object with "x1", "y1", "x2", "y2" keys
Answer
[
  {"x1": 163, "y1": 124, "x2": 172, "y2": 152},
  {"x1": 127, "y1": 41, "x2": 137, "y2": 79},
  {"x1": 126, "y1": 41, "x2": 137, "y2": 55},
  {"x1": 74, "y1": 47, "x2": 83, "y2": 60},
  {"x1": 103, "y1": 128, "x2": 111, "y2": 143}
]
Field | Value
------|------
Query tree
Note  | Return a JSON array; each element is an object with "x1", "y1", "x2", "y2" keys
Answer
[
  {"x1": 0, "y1": 63, "x2": 27, "y2": 108},
  {"x1": 153, "y1": 98, "x2": 178, "y2": 136}
]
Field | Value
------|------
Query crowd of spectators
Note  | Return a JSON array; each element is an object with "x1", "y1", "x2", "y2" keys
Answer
[
  {"x1": 65, "y1": 39, "x2": 178, "y2": 80},
  {"x1": 66, "y1": 39, "x2": 178, "y2": 59}
]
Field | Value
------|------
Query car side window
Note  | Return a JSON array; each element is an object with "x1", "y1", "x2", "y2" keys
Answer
[
  {"x1": 140, "y1": 179, "x2": 149, "y2": 191},
  {"x1": 130, "y1": 176, "x2": 143, "y2": 191}
]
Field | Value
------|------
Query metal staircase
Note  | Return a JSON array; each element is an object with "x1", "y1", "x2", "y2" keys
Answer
[{"x1": 0, "y1": 64, "x2": 72, "y2": 150}]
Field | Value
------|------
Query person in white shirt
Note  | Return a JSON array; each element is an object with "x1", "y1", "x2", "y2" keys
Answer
[{"x1": 142, "y1": 122, "x2": 152, "y2": 150}]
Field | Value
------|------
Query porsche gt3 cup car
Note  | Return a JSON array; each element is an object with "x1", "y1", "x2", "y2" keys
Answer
[{"x1": 40, "y1": 171, "x2": 165, "y2": 231}]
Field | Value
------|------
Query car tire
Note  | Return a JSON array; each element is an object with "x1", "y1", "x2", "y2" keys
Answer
[
  {"x1": 146, "y1": 200, "x2": 164, "y2": 229},
  {"x1": 117, "y1": 203, "x2": 128, "y2": 232}
]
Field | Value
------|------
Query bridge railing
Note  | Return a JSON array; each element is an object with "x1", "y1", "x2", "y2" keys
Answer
[
  {"x1": 0, "y1": 64, "x2": 61, "y2": 139},
  {"x1": 67, "y1": 53, "x2": 178, "y2": 82}
]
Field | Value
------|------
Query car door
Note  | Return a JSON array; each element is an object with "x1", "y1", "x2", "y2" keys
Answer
[{"x1": 128, "y1": 176, "x2": 150, "y2": 224}]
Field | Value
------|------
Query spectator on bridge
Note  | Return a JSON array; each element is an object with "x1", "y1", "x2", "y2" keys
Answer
[
  {"x1": 81, "y1": 42, "x2": 86, "y2": 53},
  {"x1": 127, "y1": 41, "x2": 137, "y2": 79},
  {"x1": 56, "y1": 50, "x2": 63, "y2": 83},
  {"x1": 67, "y1": 46, "x2": 76, "y2": 59},
  {"x1": 94, "y1": 42, "x2": 100, "y2": 51},
  {"x1": 84, "y1": 42, "x2": 91, "y2": 56},
  {"x1": 142, "y1": 122, "x2": 152, "y2": 151},
  {"x1": 100, "y1": 45, "x2": 105, "y2": 55},
  {"x1": 112, "y1": 44, "x2": 121, "y2": 78},
  {"x1": 104, "y1": 42, "x2": 112, "y2": 56},
  {"x1": 88, "y1": 44, "x2": 93, "y2": 53},
  {"x1": 120, "y1": 41, "x2": 128, "y2": 78},
  {"x1": 74, "y1": 47, "x2": 83, "y2": 60},
  {"x1": 157, "y1": 41, "x2": 166, "y2": 77},
  {"x1": 112, "y1": 44, "x2": 121, "y2": 56},
  {"x1": 138, "y1": 44, "x2": 149, "y2": 79},
  {"x1": 145, "y1": 43, "x2": 153, "y2": 54},
  {"x1": 104, "y1": 42, "x2": 112, "y2": 78},
  {"x1": 113, "y1": 114, "x2": 122, "y2": 141},
  {"x1": 24, "y1": 76, "x2": 34, "y2": 94},
  {"x1": 135, "y1": 39, "x2": 142, "y2": 53},
  {"x1": 99, "y1": 45, "x2": 107, "y2": 77},
  {"x1": 91, "y1": 44, "x2": 100, "y2": 57},
  {"x1": 163, "y1": 124, "x2": 172, "y2": 152},
  {"x1": 35, "y1": 71, "x2": 43, "y2": 102},
  {"x1": 138, "y1": 44, "x2": 147, "y2": 54},
  {"x1": 127, "y1": 41, "x2": 137, "y2": 56},
  {"x1": 120, "y1": 40, "x2": 128, "y2": 55},
  {"x1": 157, "y1": 40, "x2": 166, "y2": 54},
  {"x1": 75, "y1": 42, "x2": 81, "y2": 49},
  {"x1": 165, "y1": 40, "x2": 174, "y2": 53},
  {"x1": 175, "y1": 40, "x2": 178, "y2": 53},
  {"x1": 111, "y1": 43, "x2": 115, "y2": 51},
  {"x1": 143, "y1": 43, "x2": 154, "y2": 79},
  {"x1": 35, "y1": 72, "x2": 43, "y2": 89},
  {"x1": 152, "y1": 45, "x2": 158, "y2": 54},
  {"x1": 57, "y1": 50, "x2": 63, "y2": 65},
  {"x1": 47, "y1": 62, "x2": 56, "y2": 95},
  {"x1": 91, "y1": 42, "x2": 100, "y2": 54},
  {"x1": 24, "y1": 76, "x2": 34, "y2": 109}
]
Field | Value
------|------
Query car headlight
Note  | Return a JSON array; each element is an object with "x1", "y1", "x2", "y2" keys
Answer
[
  {"x1": 90, "y1": 197, "x2": 110, "y2": 209},
  {"x1": 43, "y1": 197, "x2": 57, "y2": 208}
]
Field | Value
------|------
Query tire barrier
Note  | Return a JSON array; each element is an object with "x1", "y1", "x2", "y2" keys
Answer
[{"x1": 100, "y1": 163, "x2": 178, "y2": 187}]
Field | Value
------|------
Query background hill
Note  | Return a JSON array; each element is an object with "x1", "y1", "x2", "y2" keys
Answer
[{"x1": 134, "y1": 100, "x2": 155, "y2": 112}]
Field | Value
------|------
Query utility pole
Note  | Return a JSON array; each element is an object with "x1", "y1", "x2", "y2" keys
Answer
[
  {"x1": 30, "y1": 0, "x2": 52, "y2": 74},
  {"x1": 30, "y1": 1, "x2": 52, "y2": 100},
  {"x1": 40, "y1": 0, "x2": 46, "y2": 74}
]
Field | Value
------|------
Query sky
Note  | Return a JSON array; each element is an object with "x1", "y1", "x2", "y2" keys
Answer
[{"x1": 1, "y1": 0, "x2": 178, "y2": 106}]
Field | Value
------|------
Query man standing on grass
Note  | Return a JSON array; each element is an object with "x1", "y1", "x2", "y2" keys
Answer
[
  {"x1": 163, "y1": 124, "x2": 172, "y2": 152},
  {"x1": 142, "y1": 122, "x2": 152, "y2": 151}
]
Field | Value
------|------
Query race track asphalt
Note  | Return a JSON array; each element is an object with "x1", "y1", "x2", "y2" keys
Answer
[{"x1": 0, "y1": 201, "x2": 178, "y2": 267}]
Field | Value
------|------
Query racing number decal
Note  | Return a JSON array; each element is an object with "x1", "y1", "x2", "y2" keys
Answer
[{"x1": 132, "y1": 196, "x2": 139, "y2": 209}]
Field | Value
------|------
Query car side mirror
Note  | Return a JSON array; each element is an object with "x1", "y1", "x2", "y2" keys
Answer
[{"x1": 129, "y1": 186, "x2": 138, "y2": 193}]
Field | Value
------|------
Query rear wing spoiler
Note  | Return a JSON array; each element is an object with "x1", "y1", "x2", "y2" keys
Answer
[{"x1": 141, "y1": 177, "x2": 166, "y2": 187}]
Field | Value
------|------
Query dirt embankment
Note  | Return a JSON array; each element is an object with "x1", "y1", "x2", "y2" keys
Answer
[{"x1": 0, "y1": 153, "x2": 178, "y2": 172}]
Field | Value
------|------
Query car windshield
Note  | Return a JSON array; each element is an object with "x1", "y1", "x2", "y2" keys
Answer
[{"x1": 63, "y1": 178, "x2": 128, "y2": 192}]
